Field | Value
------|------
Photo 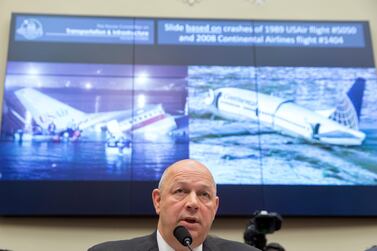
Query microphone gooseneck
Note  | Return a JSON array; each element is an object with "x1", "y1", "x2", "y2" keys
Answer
[{"x1": 173, "y1": 225, "x2": 193, "y2": 251}]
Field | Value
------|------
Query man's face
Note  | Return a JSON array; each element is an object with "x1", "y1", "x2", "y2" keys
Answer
[{"x1": 152, "y1": 161, "x2": 219, "y2": 249}]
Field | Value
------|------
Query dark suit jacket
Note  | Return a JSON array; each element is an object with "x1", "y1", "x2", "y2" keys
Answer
[{"x1": 88, "y1": 231, "x2": 260, "y2": 251}]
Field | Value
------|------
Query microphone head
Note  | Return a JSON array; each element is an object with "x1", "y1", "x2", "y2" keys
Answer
[{"x1": 173, "y1": 225, "x2": 193, "y2": 247}]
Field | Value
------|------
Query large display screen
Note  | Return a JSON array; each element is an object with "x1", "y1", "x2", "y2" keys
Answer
[{"x1": 1, "y1": 13, "x2": 376, "y2": 215}]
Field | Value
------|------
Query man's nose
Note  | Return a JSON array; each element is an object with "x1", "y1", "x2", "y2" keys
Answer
[{"x1": 186, "y1": 192, "x2": 199, "y2": 210}]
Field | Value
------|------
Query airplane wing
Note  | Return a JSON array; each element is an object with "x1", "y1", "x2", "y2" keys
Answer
[{"x1": 316, "y1": 130, "x2": 364, "y2": 139}]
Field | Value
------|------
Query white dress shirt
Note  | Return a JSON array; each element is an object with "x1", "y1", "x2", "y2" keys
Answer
[{"x1": 157, "y1": 229, "x2": 203, "y2": 251}]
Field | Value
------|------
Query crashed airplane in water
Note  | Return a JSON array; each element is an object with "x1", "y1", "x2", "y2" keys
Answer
[{"x1": 205, "y1": 78, "x2": 366, "y2": 146}]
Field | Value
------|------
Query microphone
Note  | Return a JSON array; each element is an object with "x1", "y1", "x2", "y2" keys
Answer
[{"x1": 173, "y1": 225, "x2": 193, "y2": 251}]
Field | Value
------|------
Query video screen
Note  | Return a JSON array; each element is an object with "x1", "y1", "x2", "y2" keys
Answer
[
  {"x1": 1, "y1": 13, "x2": 376, "y2": 215},
  {"x1": 2, "y1": 62, "x2": 188, "y2": 180}
]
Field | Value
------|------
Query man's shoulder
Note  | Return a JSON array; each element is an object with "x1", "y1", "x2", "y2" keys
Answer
[
  {"x1": 88, "y1": 233, "x2": 157, "y2": 251},
  {"x1": 205, "y1": 235, "x2": 261, "y2": 251}
]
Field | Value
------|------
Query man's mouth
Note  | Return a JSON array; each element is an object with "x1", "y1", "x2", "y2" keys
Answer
[
  {"x1": 181, "y1": 217, "x2": 199, "y2": 225},
  {"x1": 185, "y1": 218, "x2": 197, "y2": 224}
]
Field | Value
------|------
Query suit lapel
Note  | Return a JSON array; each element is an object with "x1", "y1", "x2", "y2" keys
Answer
[
  {"x1": 137, "y1": 231, "x2": 159, "y2": 251},
  {"x1": 203, "y1": 237, "x2": 215, "y2": 251}
]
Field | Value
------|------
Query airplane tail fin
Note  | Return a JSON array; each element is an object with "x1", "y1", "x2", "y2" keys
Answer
[
  {"x1": 329, "y1": 78, "x2": 366, "y2": 130},
  {"x1": 346, "y1": 77, "x2": 365, "y2": 120}
]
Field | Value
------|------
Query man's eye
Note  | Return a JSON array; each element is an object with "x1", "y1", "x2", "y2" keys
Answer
[
  {"x1": 200, "y1": 192, "x2": 211, "y2": 199},
  {"x1": 174, "y1": 188, "x2": 184, "y2": 194}
]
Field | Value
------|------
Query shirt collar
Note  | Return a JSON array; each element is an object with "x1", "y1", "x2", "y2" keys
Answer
[{"x1": 157, "y1": 230, "x2": 203, "y2": 251}]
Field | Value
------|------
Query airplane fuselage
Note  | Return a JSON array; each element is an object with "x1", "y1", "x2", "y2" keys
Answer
[
  {"x1": 209, "y1": 87, "x2": 365, "y2": 146},
  {"x1": 14, "y1": 88, "x2": 177, "y2": 141}
]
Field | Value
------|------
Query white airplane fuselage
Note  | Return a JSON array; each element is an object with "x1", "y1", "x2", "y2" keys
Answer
[
  {"x1": 208, "y1": 87, "x2": 365, "y2": 146},
  {"x1": 14, "y1": 88, "x2": 177, "y2": 139},
  {"x1": 110, "y1": 104, "x2": 177, "y2": 135}
]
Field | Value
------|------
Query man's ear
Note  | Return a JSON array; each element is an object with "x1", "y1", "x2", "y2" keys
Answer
[
  {"x1": 152, "y1": 189, "x2": 161, "y2": 215},
  {"x1": 215, "y1": 196, "x2": 219, "y2": 213}
]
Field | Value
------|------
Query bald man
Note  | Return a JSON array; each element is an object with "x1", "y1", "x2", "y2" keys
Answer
[{"x1": 89, "y1": 159, "x2": 260, "y2": 251}]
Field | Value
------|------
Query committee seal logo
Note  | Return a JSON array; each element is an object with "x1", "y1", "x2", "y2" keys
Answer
[{"x1": 16, "y1": 18, "x2": 44, "y2": 40}]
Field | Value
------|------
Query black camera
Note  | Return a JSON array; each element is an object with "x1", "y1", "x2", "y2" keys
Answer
[
  {"x1": 244, "y1": 210, "x2": 284, "y2": 251},
  {"x1": 250, "y1": 210, "x2": 282, "y2": 234}
]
